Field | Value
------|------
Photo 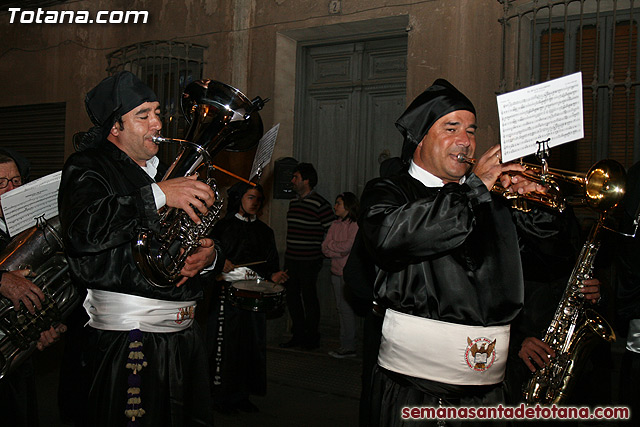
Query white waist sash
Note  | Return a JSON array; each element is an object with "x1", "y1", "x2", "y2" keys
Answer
[
  {"x1": 626, "y1": 319, "x2": 640, "y2": 353},
  {"x1": 378, "y1": 309, "x2": 510, "y2": 386},
  {"x1": 83, "y1": 289, "x2": 197, "y2": 333}
]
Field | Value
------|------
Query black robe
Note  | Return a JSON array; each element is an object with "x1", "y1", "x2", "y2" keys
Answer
[
  {"x1": 206, "y1": 214, "x2": 280, "y2": 405},
  {"x1": 359, "y1": 172, "x2": 565, "y2": 325},
  {"x1": 59, "y1": 141, "x2": 214, "y2": 427}
]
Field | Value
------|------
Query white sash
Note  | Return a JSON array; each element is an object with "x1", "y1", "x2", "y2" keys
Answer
[
  {"x1": 626, "y1": 319, "x2": 640, "y2": 353},
  {"x1": 378, "y1": 309, "x2": 510, "y2": 385},
  {"x1": 83, "y1": 289, "x2": 196, "y2": 333}
]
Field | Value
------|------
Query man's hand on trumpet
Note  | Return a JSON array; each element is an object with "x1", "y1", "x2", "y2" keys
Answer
[{"x1": 471, "y1": 144, "x2": 548, "y2": 194}]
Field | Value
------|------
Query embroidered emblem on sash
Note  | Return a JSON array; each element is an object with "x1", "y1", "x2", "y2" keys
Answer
[
  {"x1": 465, "y1": 337, "x2": 497, "y2": 372},
  {"x1": 175, "y1": 306, "x2": 196, "y2": 324}
]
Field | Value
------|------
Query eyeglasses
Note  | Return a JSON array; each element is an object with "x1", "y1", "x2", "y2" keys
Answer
[{"x1": 0, "y1": 176, "x2": 22, "y2": 189}]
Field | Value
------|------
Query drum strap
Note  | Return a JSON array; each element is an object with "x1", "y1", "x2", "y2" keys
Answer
[{"x1": 212, "y1": 284, "x2": 228, "y2": 386}]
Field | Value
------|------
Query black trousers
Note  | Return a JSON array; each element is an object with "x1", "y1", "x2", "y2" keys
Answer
[
  {"x1": 370, "y1": 366, "x2": 507, "y2": 427},
  {"x1": 0, "y1": 359, "x2": 39, "y2": 427},
  {"x1": 283, "y1": 258, "x2": 322, "y2": 342},
  {"x1": 359, "y1": 309, "x2": 384, "y2": 427}
]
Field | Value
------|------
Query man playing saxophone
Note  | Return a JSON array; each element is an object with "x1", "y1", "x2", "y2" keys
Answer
[
  {"x1": 59, "y1": 71, "x2": 219, "y2": 426},
  {"x1": 359, "y1": 79, "x2": 571, "y2": 426},
  {"x1": 505, "y1": 204, "x2": 608, "y2": 412}
]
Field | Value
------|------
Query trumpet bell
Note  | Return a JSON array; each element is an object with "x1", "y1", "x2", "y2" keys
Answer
[{"x1": 584, "y1": 159, "x2": 626, "y2": 212}]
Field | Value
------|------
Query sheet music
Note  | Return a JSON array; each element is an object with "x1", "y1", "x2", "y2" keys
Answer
[
  {"x1": 497, "y1": 72, "x2": 584, "y2": 163},
  {"x1": 1, "y1": 170, "x2": 61, "y2": 237},
  {"x1": 250, "y1": 123, "x2": 279, "y2": 182}
]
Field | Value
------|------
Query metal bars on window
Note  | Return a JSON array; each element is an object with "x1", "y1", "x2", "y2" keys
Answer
[
  {"x1": 106, "y1": 41, "x2": 206, "y2": 165},
  {"x1": 499, "y1": 0, "x2": 640, "y2": 169}
]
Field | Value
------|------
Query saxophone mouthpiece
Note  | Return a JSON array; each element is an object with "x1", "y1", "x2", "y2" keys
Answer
[{"x1": 457, "y1": 153, "x2": 476, "y2": 165}]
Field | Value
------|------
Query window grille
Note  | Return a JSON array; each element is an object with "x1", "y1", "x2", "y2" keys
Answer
[
  {"x1": 106, "y1": 41, "x2": 206, "y2": 165},
  {"x1": 0, "y1": 102, "x2": 66, "y2": 180},
  {"x1": 500, "y1": 0, "x2": 640, "y2": 170}
]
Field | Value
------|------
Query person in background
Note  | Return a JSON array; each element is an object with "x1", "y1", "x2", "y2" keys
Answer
[
  {"x1": 0, "y1": 149, "x2": 65, "y2": 427},
  {"x1": 343, "y1": 156, "x2": 404, "y2": 427},
  {"x1": 322, "y1": 191, "x2": 360, "y2": 358},
  {"x1": 280, "y1": 162, "x2": 334, "y2": 350},
  {"x1": 615, "y1": 160, "x2": 640, "y2": 425},
  {"x1": 504, "y1": 204, "x2": 607, "y2": 423},
  {"x1": 207, "y1": 182, "x2": 288, "y2": 414}
]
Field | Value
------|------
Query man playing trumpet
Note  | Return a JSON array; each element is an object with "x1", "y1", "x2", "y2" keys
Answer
[{"x1": 359, "y1": 79, "x2": 576, "y2": 426}]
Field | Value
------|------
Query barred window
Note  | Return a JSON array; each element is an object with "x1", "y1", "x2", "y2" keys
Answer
[
  {"x1": 0, "y1": 102, "x2": 65, "y2": 180},
  {"x1": 106, "y1": 41, "x2": 206, "y2": 165},
  {"x1": 500, "y1": 0, "x2": 640, "y2": 170}
]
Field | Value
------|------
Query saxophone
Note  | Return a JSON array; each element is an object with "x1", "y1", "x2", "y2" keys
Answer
[
  {"x1": 0, "y1": 216, "x2": 79, "y2": 379},
  {"x1": 523, "y1": 159, "x2": 625, "y2": 404},
  {"x1": 132, "y1": 79, "x2": 266, "y2": 287}
]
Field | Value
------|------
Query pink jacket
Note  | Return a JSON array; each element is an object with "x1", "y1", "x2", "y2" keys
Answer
[{"x1": 321, "y1": 218, "x2": 359, "y2": 276}]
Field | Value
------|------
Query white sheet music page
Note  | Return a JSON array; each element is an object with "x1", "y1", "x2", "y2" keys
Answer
[
  {"x1": 1, "y1": 170, "x2": 61, "y2": 237},
  {"x1": 497, "y1": 72, "x2": 584, "y2": 163},
  {"x1": 250, "y1": 123, "x2": 279, "y2": 182}
]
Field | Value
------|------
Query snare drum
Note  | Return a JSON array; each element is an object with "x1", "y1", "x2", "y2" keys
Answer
[{"x1": 229, "y1": 279, "x2": 286, "y2": 312}]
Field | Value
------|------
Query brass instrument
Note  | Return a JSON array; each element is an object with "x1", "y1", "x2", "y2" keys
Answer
[
  {"x1": 457, "y1": 154, "x2": 625, "y2": 212},
  {"x1": 0, "y1": 216, "x2": 79, "y2": 379},
  {"x1": 459, "y1": 153, "x2": 625, "y2": 403},
  {"x1": 132, "y1": 80, "x2": 266, "y2": 287},
  {"x1": 520, "y1": 160, "x2": 624, "y2": 404}
]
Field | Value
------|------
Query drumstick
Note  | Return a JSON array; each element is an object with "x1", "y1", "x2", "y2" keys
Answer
[
  {"x1": 211, "y1": 164, "x2": 256, "y2": 186},
  {"x1": 234, "y1": 260, "x2": 267, "y2": 268}
]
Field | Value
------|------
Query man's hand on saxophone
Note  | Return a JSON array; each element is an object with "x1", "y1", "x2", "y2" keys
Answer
[
  {"x1": 518, "y1": 277, "x2": 602, "y2": 372},
  {"x1": 519, "y1": 337, "x2": 556, "y2": 372},
  {"x1": 580, "y1": 277, "x2": 602, "y2": 303}
]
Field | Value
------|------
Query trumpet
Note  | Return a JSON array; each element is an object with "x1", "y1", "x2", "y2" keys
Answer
[{"x1": 456, "y1": 153, "x2": 626, "y2": 213}]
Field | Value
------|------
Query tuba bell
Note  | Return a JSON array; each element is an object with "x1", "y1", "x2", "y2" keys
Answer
[
  {"x1": 0, "y1": 216, "x2": 79, "y2": 379},
  {"x1": 132, "y1": 80, "x2": 267, "y2": 287}
]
